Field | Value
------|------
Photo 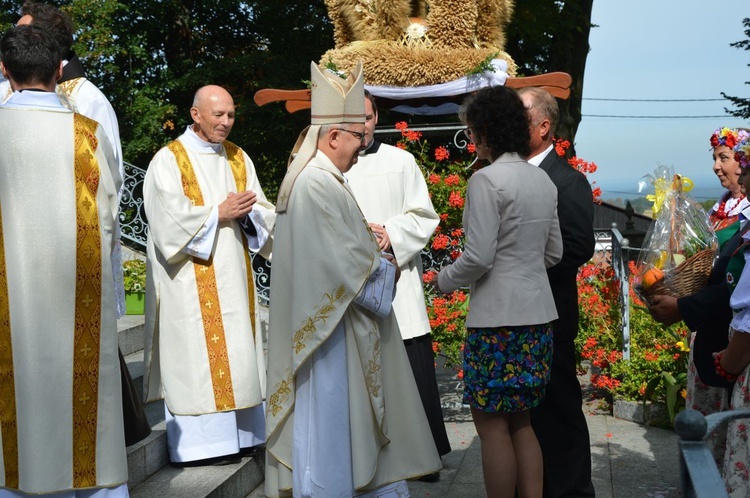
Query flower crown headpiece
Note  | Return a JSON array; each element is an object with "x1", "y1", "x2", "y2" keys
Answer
[
  {"x1": 710, "y1": 127, "x2": 746, "y2": 149},
  {"x1": 735, "y1": 136, "x2": 750, "y2": 169}
]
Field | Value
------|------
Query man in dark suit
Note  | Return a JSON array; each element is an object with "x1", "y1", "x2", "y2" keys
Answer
[{"x1": 518, "y1": 87, "x2": 596, "y2": 498}]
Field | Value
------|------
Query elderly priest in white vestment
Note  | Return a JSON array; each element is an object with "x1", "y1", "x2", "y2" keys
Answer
[
  {"x1": 143, "y1": 85, "x2": 275, "y2": 464},
  {"x1": 0, "y1": 25, "x2": 127, "y2": 496},
  {"x1": 265, "y1": 62, "x2": 442, "y2": 498}
]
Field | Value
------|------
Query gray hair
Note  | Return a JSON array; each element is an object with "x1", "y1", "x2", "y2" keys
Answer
[{"x1": 517, "y1": 87, "x2": 559, "y2": 137}]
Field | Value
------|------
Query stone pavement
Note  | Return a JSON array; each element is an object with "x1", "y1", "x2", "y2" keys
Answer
[{"x1": 403, "y1": 366, "x2": 681, "y2": 498}]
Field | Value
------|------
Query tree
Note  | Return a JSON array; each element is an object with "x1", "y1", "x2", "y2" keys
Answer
[
  {"x1": 504, "y1": 0, "x2": 595, "y2": 154},
  {"x1": 0, "y1": 1, "x2": 596, "y2": 192},
  {"x1": 1, "y1": 0, "x2": 332, "y2": 198},
  {"x1": 722, "y1": 17, "x2": 750, "y2": 120}
]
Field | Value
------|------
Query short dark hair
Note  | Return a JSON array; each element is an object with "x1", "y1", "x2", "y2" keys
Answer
[
  {"x1": 364, "y1": 89, "x2": 378, "y2": 116},
  {"x1": 0, "y1": 24, "x2": 61, "y2": 86},
  {"x1": 459, "y1": 86, "x2": 531, "y2": 159},
  {"x1": 19, "y1": 1, "x2": 74, "y2": 60}
]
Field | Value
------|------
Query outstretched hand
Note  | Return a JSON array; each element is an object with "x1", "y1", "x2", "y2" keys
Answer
[{"x1": 218, "y1": 190, "x2": 256, "y2": 222}]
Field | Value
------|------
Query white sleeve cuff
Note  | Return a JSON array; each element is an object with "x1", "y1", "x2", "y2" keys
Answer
[
  {"x1": 181, "y1": 207, "x2": 219, "y2": 260},
  {"x1": 731, "y1": 308, "x2": 750, "y2": 334},
  {"x1": 244, "y1": 207, "x2": 270, "y2": 252}
]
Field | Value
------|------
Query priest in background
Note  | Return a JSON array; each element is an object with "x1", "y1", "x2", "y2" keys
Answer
[
  {"x1": 345, "y1": 90, "x2": 451, "y2": 475},
  {"x1": 0, "y1": 24, "x2": 127, "y2": 496},
  {"x1": 143, "y1": 85, "x2": 275, "y2": 465},
  {"x1": 265, "y1": 62, "x2": 441, "y2": 498},
  {"x1": 2, "y1": 1, "x2": 124, "y2": 197}
]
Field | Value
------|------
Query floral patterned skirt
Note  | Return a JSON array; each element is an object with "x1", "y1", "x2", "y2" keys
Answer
[{"x1": 462, "y1": 324, "x2": 553, "y2": 413}]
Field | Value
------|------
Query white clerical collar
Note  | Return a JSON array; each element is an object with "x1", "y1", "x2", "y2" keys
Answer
[
  {"x1": 526, "y1": 143, "x2": 554, "y2": 167},
  {"x1": 181, "y1": 125, "x2": 224, "y2": 154},
  {"x1": 2, "y1": 90, "x2": 66, "y2": 110}
]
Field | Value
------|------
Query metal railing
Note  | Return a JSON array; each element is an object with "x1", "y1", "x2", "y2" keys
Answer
[
  {"x1": 120, "y1": 162, "x2": 147, "y2": 251},
  {"x1": 675, "y1": 408, "x2": 750, "y2": 497},
  {"x1": 118, "y1": 162, "x2": 273, "y2": 303},
  {"x1": 594, "y1": 225, "x2": 632, "y2": 360}
]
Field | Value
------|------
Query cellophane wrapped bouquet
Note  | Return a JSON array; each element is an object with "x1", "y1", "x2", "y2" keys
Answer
[{"x1": 634, "y1": 166, "x2": 718, "y2": 303}]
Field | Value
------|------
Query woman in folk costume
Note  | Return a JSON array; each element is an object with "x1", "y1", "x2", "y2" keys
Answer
[
  {"x1": 648, "y1": 127, "x2": 750, "y2": 467},
  {"x1": 265, "y1": 62, "x2": 441, "y2": 497},
  {"x1": 715, "y1": 136, "x2": 750, "y2": 496}
]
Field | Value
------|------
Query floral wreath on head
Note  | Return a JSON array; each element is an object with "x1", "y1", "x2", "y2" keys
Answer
[
  {"x1": 735, "y1": 135, "x2": 750, "y2": 169},
  {"x1": 710, "y1": 127, "x2": 747, "y2": 149}
]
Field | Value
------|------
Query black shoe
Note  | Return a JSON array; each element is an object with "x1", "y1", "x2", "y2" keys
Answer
[
  {"x1": 170, "y1": 455, "x2": 242, "y2": 467},
  {"x1": 238, "y1": 444, "x2": 266, "y2": 457},
  {"x1": 418, "y1": 472, "x2": 440, "y2": 482}
]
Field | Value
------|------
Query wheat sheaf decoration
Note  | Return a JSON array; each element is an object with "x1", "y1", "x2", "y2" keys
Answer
[{"x1": 322, "y1": 0, "x2": 517, "y2": 87}]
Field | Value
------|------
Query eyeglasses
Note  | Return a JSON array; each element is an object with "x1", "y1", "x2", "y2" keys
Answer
[{"x1": 335, "y1": 128, "x2": 366, "y2": 142}]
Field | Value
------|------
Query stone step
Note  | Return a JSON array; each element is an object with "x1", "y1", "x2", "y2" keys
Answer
[
  {"x1": 118, "y1": 313, "x2": 145, "y2": 357},
  {"x1": 129, "y1": 454, "x2": 265, "y2": 497},
  {"x1": 118, "y1": 314, "x2": 266, "y2": 496}
]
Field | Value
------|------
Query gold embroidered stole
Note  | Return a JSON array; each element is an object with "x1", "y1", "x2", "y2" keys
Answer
[
  {"x1": 72, "y1": 114, "x2": 103, "y2": 486},
  {"x1": 223, "y1": 141, "x2": 257, "y2": 339},
  {"x1": 167, "y1": 139, "x2": 256, "y2": 410},
  {"x1": 0, "y1": 207, "x2": 19, "y2": 488}
]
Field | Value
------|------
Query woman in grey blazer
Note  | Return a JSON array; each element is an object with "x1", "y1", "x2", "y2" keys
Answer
[{"x1": 435, "y1": 86, "x2": 563, "y2": 498}]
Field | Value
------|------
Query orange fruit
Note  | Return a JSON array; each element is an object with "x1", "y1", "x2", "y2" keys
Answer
[{"x1": 642, "y1": 267, "x2": 664, "y2": 289}]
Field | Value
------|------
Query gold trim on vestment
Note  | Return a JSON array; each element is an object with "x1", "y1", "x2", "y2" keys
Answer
[
  {"x1": 0, "y1": 206, "x2": 19, "y2": 488},
  {"x1": 363, "y1": 320, "x2": 382, "y2": 399},
  {"x1": 268, "y1": 370, "x2": 293, "y2": 418},
  {"x1": 293, "y1": 285, "x2": 347, "y2": 355},
  {"x1": 56, "y1": 78, "x2": 84, "y2": 111},
  {"x1": 223, "y1": 142, "x2": 257, "y2": 339},
  {"x1": 167, "y1": 140, "x2": 237, "y2": 411},
  {"x1": 72, "y1": 113, "x2": 102, "y2": 487}
]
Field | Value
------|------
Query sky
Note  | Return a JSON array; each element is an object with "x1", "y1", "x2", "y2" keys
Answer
[{"x1": 574, "y1": 1, "x2": 749, "y2": 201}]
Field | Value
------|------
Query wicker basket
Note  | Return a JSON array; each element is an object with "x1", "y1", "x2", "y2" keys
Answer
[{"x1": 639, "y1": 246, "x2": 717, "y2": 301}]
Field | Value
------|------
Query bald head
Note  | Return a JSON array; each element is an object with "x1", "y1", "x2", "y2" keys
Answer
[{"x1": 190, "y1": 85, "x2": 235, "y2": 143}]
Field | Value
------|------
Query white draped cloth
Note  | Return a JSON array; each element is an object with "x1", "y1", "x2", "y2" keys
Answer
[
  {"x1": 265, "y1": 151, "x2": 441, "y2": 497},
  {"x1": 143, "y1": 127, "x2": 275, "y2": 462},
  {"x1": 0, "y1": 91, "x2": 127, "y2": 496},
  {"x1": 365, "y1": 59, "x2": 508, "y2": 115},
  {"x1": 345, "y1": 143, "x2": 439, "y2": 340}
]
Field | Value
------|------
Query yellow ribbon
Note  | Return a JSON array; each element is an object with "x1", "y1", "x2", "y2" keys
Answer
[{"x1": 647, "y1": 175, "x2": 693, "y2": 216}]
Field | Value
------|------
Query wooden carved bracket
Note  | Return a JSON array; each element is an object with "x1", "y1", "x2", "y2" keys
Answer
[{"x1": 253, "y1": 72, "x2": 572, "y2": 113}]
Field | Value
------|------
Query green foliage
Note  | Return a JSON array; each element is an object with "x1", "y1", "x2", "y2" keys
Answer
[
  {"x1": 505, "y1": 0, "x2": 595, "y2": 151},
  {"x1": 122, "y1": 259, "x2": 146, "y2": 293},
  {"x1": 722, "y1": 17, "x2": 750, "y2": 120},
  {"x1": 0, "y1": 0, "x2": 333, "y2": 202},
  {"x1": 466, "y1": 51, "x2": 499, "y2": 76},
  {"x1": 576, "y1": 262, "x2": 690, "y2": 422}
]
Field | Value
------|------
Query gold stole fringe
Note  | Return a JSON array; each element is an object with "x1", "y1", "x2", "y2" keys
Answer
[
  {"x1": 167, "y1": 139, "x2": 254, "y2": 411},
  {"x1": 0, "y1": 206, "x2": 19, "y2": 488},
  {"x1": 71, "y1": 114, "x2": 103, "y2": 486}
]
